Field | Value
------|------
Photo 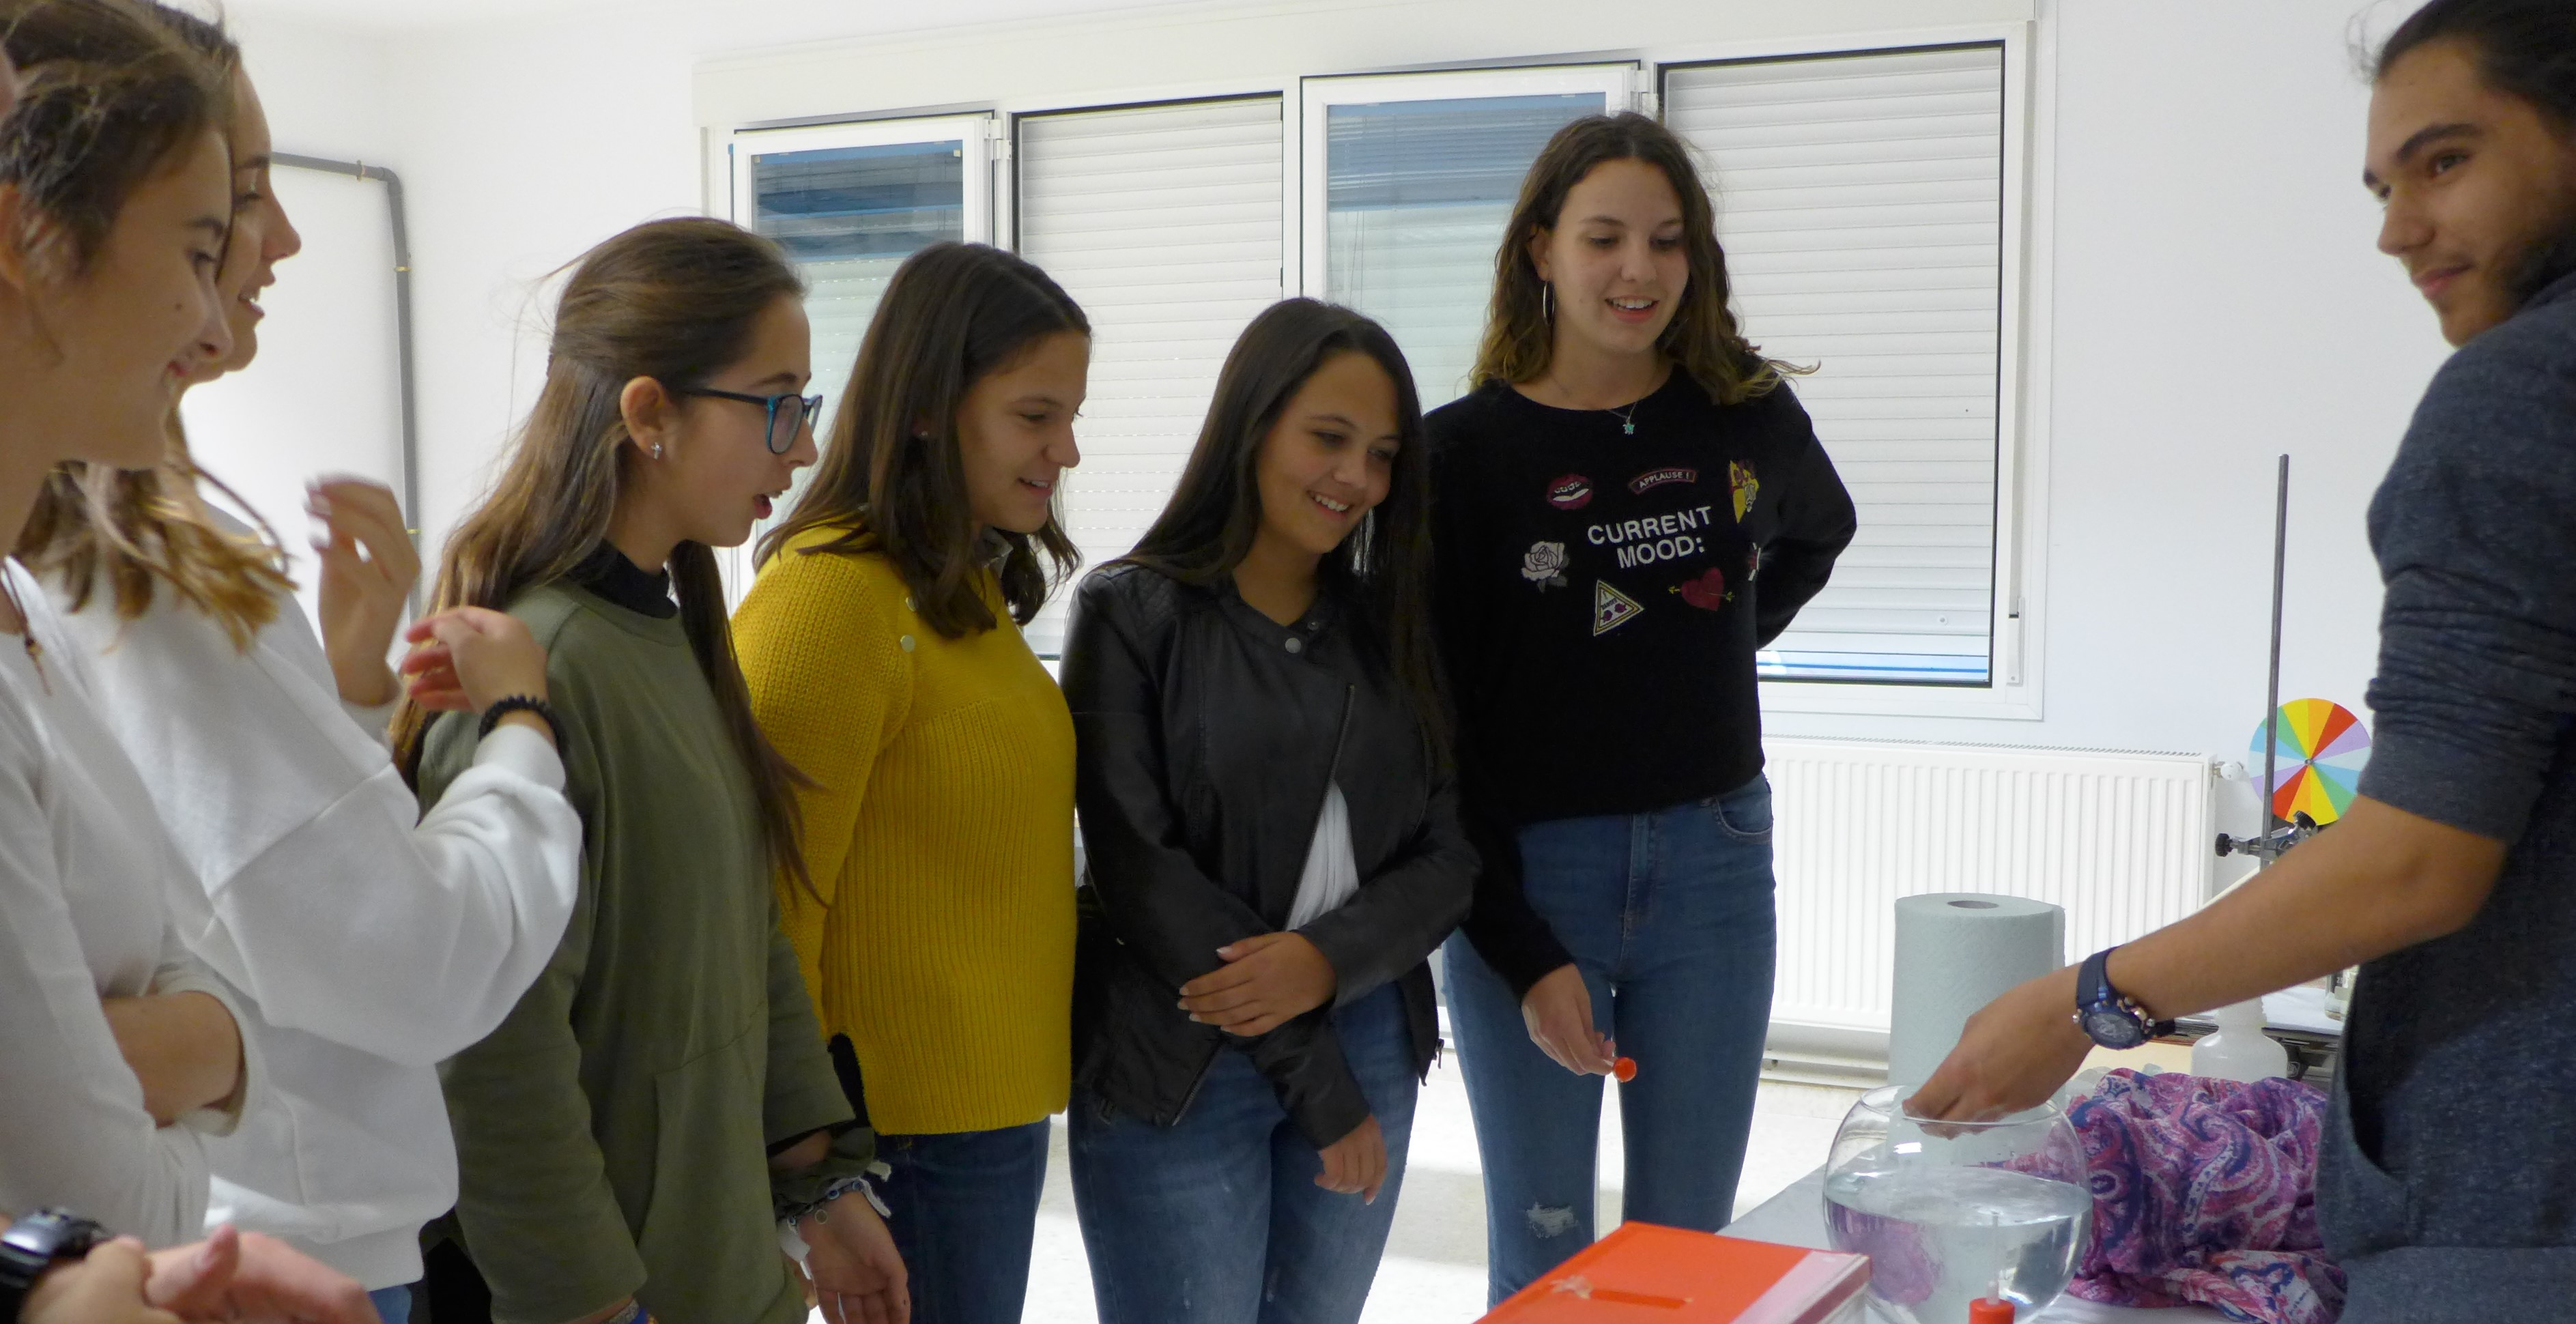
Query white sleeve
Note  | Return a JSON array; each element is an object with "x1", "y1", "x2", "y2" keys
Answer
[
  {"x1": 145, "y1": 945, "x2": 268, "y2": 1140},
  {"x1": 88, "y1": 600, "x2": 582, "y2": 1067},
  {"x1": 186, "y1": 724, "x2": 580, "y2": 1066},
  {"x1": 0, "y1": 754, "x2": 210, "y2": 1249}
]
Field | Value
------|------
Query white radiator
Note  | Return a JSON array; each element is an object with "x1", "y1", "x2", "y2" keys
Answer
[{"x1": 1764, "y1": 738, "x2": 2215, "y2": 1075}]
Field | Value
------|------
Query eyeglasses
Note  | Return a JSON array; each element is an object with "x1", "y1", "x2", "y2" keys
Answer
[{"x1": 677, "y1": 387, "x2": 824, "y2": 455}]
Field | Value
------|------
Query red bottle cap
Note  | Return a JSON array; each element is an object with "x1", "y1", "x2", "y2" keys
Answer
[
  {"x1": 1611, "y1": 1056, "x2": 1637, "y2": 1082},
  {"x1": 1969, "y1": 1297, "x2": 2016, "y2": 1324}
]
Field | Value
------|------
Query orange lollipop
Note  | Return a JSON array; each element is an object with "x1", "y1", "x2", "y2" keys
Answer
[{"x1": 1611, "y1": 1056, "x2": 1637, "y2": 1082}]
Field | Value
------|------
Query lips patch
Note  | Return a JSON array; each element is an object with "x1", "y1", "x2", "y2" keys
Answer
[{"x1": 1547, "y1": 474, "x2": 1594, "y2": 510}]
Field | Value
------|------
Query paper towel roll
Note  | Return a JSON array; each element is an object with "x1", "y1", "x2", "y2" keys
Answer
[{"x1": 1887, "y1": 893, "x2": 2066, "y2": 1089}]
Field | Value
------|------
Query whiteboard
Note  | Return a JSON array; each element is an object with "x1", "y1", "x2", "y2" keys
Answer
[{"x1": 177, "y1": 163, "x2": 407, "y2": 633}]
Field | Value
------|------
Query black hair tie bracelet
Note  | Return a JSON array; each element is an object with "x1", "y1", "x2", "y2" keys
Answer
[{"x1": 478, "y1": 695, "x2": 566, "y2": 750}]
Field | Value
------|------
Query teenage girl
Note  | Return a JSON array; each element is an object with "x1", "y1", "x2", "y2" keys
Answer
[
  {"x1": 23, "y1": 10, "x2": 581, "y2": 1324},
  {"x1": 734, "y1": 240, "x2": 1087, "y2": 1324},
  {"x1": 1429, "y1": 112, "x2": 1857, "y2": 1303},
  {"x1": 394, "y1": 218, "x2": 902, "y2": 1324},
  {"x1": 1059, "y1": 298, "x2": 1474, "y2": 1324}
]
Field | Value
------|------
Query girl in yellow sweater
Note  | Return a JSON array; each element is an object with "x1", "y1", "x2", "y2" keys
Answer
[{"x1": 732, "y1": 241, "x2": 1087, "y2": 1324}]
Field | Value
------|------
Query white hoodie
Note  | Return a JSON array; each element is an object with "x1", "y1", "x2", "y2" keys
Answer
[{"x1": 48, "y1": 534, "x2": 581, "y2": 1289}]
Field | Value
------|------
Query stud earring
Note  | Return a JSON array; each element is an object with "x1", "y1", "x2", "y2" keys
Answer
[{"x1": 650, "y1": 443, "x2": 663, "y2": 459}]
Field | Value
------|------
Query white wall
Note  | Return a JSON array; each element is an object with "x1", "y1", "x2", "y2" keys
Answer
[{"x1": 221, "y1": 0, "x2": 2453, "y2": 827}]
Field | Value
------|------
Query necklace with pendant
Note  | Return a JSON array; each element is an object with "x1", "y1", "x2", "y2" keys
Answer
[{"x1": 1607, "y1": 399, "x2": 1640, "y2": 435}]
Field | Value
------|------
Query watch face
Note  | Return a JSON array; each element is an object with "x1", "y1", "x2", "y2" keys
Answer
[{"x1": 2083, "y1": 1007, "x2": 2147, "y2": 1050}]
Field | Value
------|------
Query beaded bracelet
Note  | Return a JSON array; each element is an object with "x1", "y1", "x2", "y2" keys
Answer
[{"x1": 478, "y1": 694, "x2": 565, "y2": 750}]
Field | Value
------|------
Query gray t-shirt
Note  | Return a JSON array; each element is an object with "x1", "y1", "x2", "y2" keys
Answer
[{"x1": 2320, "y1": 270, "x2": 2576, "y2": 1319}]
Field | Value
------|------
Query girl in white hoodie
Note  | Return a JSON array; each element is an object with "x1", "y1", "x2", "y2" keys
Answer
[{"x1": 20, "y1": 10, "x2": 584, "y2": 1322}]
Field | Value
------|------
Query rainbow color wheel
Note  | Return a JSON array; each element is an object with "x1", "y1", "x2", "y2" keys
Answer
[{"x1": 2251, "y1": 698, "x2": 2371, "y2": 824}]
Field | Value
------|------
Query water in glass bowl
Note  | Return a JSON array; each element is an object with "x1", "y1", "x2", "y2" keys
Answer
[{"x1": 1824, "y1": 1164, "x2": 2091, "y2": 1324}]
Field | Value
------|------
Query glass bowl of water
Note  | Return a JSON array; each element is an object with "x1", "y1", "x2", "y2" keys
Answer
[{"x1": 1823, "y1": 1086, "x2": 2091, "y2": 1323}]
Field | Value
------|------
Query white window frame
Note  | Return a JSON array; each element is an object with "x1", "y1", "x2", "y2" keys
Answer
[
  {"x1": 695, "y1": 15, "x2": 2046, "y2": 720},
  {"x1": 715, "y1": 113, "x2": 999, "y2": 599},
  {"x1": 1296, "y1": 63, "x2": 1644, "y2": 305},
  {"x1": 1650, "y1": 23, "x2": 2044, "y2": 720}
]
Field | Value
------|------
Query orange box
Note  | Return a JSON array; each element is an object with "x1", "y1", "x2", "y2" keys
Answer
[{"x1": 1478, "y1": 1222, "x2": 1870, "y2": 1323}]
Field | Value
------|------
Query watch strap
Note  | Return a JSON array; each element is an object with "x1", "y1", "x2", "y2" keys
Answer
[
  {"x1": 0, "y1": 1210, "x2": 108, "y2": 1324},
  {"x1": 2075, "y1": 946, "x2": 2176, "y2": 1041}
]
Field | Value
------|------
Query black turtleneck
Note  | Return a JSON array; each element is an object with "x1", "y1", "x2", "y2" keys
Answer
[{"x1": 569, "y1": 543, "x2": 678, "y2": 620}]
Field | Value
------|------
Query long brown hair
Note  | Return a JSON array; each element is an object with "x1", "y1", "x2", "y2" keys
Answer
[
  {"x1": 1471, "y1": 111, "x2": 1794, "y2": 405},
  {"x1": 15, "y1": 1, "x2": 293, "y2": 648},
  {"x1": 756, "y1": 241, "x2": 1085, "y2": 639},
  {"x1": 1122, "y1": 298, "x2": 1446, "y2": 754},
  {"x1": 392, "y1": 217, "x2": 811, "y2": 888}
]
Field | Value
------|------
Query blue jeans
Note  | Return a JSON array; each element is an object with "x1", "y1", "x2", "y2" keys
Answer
[
  {"x1": 876, "y1": 1119, "x2": 1051, "y2": 1324},
  {"x1": 1068, "y1": 983, "x2": 1419, "y2": 1324},
  {"x1": 1445, "y1": 776, "x2": 1777, "y2": 1306},
  {"x1": 367, "y1": 1285, "x2": 413, "y2": 1324}
]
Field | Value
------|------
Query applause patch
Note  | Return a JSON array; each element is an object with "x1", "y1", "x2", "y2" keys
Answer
[
  {"x1": 1629, "y1": 466, "x2": 1697, "y2": 495},
  {"x1": 1592, "y1": 580, "x2": 1643, "y2": 636}
]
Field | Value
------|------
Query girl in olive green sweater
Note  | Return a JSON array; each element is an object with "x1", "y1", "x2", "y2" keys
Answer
[{"x1": 397, "y1": 219, "x2": 902, "y2": 1324}]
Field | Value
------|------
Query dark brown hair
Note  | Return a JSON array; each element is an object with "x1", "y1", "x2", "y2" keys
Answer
[
  {"x1": 756, "y1": 241, "x2": 1085, "y2": 639},
  {"x1": 2378, "y1": 0, "x2": 2576, "y2": 126},
  {"x1": 392, "y1": 217, "x2": 812, "y2": 887},
  {"x1": 1, "y1": 0, "x2": 229, "y2": 280},
  {"x1": 15, "y1": 1, "x2": 294, "y2": 649},
  {"x1": 1471, "y1": 111, "x2": 1794, "y2": 405},
  {"x1": 1122, "y1": 298, "x2": 1447, "y2": 753}
]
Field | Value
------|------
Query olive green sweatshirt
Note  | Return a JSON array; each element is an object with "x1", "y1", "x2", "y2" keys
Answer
[{"x1": 419, "y1": 576, "x2": 867, "y2": 1324}]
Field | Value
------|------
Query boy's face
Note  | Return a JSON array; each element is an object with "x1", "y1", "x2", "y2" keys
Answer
[{"x1": 2367, "y1": 38, "x2": 2576, "y2": 347}]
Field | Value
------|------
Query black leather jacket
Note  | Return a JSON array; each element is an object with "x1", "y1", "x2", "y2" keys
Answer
[{"x1": 1060, "y1": 563, "x2": 1476, "y2": 1147}]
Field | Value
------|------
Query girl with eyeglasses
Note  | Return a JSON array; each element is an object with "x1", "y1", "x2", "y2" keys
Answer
[
  {"x1": 391, "y1": 217, "x2": 904, "y2": 1324},
  {"x1": 733, "y1": 240, "x2": 1088, "y2": 1324}
]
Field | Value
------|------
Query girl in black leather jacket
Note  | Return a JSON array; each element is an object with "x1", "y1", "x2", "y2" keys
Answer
[{"x1": 1057, "y1": 299, "x2": 1475, "y2": 1324}]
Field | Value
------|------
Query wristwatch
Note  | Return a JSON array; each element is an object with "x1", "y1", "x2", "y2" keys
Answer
[
  {"x1": 2072, "y1": 947, "x2": 2174, "y2": 1050},
  {"x1": 0, "y1": 1209, "x2": 109, "y2": 1324}
]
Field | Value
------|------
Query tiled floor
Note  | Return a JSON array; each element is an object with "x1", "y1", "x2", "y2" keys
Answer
[{"x1": 1005, "y1": 1056, "x2": 1863, "y2": 1323}]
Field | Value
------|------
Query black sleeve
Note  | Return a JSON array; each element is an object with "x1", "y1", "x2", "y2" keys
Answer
[
  {"x1": 1752, "y1": 388, "x2": 1859, "y2": 648},
  {"x1": 1060, "y1": 573, "x2": 1371, "y2": 1148},
  {"x1": 1296, "y1": 745, "x2": 1477, "y2": 1007},
  {"x1": 1429, "y1": 432, "x2": 1579, "y2": 1001},
  {"x1": 2358, "y1": 330, "x2": 2576, "y2": 844}
]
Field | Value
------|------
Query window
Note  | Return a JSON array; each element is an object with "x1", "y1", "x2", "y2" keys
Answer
[
  {"x1": 1304, "y1": 67, "x2": 1637, "y2": 407},
  {"x1": 1016, "y1": 97, "x2": 1287, "y2": 655},
  {"x1": 727, "y1": 115, "x2": 993, "y2": 555},
  {"x1": 1665, "y1": 45, "x2": 2008, "y2": 686}
]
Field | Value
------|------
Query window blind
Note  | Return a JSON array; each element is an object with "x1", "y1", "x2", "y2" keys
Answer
[
  {"x1": 1322, "y1": 91, "x2": 1604, "y2": 408},
  {"x1": 1665, "y1": 44, "x2": 2005, "y2": 686},
  {"x1": 1017, "y1": 96, "x2": 1287, "y2": 655}
]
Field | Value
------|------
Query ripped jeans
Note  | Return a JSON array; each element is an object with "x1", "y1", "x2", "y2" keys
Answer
[{"x1": 1442, "y1": 777, "x2": 1778, "y2": 1306}]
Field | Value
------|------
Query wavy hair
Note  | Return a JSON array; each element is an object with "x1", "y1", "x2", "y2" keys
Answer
[
  {"x1": 14, "y1": 1, "x2": 293, "y2": 649},
  {"x1": 1470, "y1": 111, "x2": 1797, "y2": 405}
]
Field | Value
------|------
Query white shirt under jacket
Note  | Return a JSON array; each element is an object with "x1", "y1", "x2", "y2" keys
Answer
[
  {"x1": 0, "y1": 560, "x2": 265, "y2": 1249},
  {"x1": 47, "y1": 532, "x2": 581, "y2": 1290}
]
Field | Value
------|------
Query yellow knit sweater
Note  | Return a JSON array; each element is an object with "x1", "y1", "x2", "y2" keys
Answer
[{"x1": 733, "y1": 529, "x2": 1074, "y2": 1135}]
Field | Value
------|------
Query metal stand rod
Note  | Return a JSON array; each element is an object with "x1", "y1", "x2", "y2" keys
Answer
[{"x1": 2261, "y1": 455, "x2": 2289, "y2": 848}]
